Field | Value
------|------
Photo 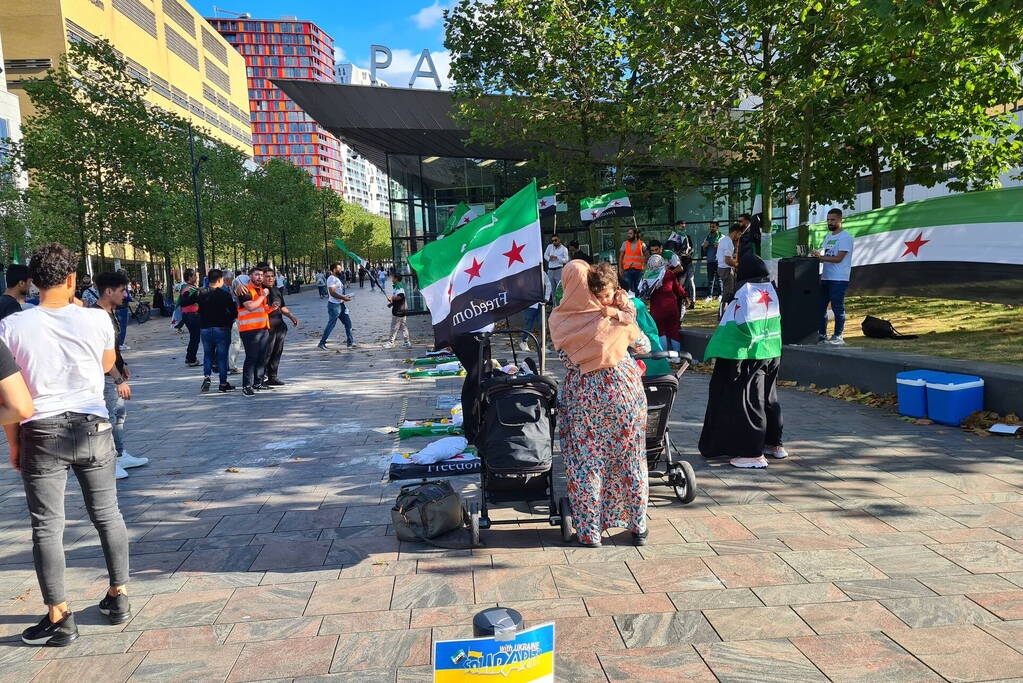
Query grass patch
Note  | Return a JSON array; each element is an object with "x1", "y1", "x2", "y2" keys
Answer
[{"x1": 682, "y1": 295, "x2": 1023, "y2": 366}]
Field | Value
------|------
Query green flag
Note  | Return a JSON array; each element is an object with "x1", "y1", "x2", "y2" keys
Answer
[
  {"x1": 443, "y1": 202, "x2": 484, "y2": 236},
  {"x1": 580, "y1": 189, "x2": 633, "y2": 225},
  {"x1": 703, "y1": 282, "x2": 782, "y2": 361},
  {"x1": 333, "y1": 239, "x2": 366, "y2": 267},
  {"x1": 409, "y1": 181, "x2": 544, "y2": 347}
]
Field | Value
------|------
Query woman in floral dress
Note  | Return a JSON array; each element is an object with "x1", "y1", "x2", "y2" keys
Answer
[{"x1": 550, "y1": 262, "x2": 650, "y2": 547}]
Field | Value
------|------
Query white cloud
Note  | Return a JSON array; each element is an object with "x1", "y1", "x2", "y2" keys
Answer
[
  {"x1": 333, "y1": 46, "x2": 347, "y2": 64},
  {"x1": 371, "y1": 48, "x2": 453, "y2": 90},
  {"x1": 411, "y1": 1, "x2": 449, "y2": 30}
]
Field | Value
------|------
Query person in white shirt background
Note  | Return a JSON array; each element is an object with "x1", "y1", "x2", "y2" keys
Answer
[
  {"x1": 812, "y1": 207, "x2": 854, "y2": 345},
  {"x1": 716, "y1": 224, "x2": 743, "y2": 317},
  {"x1": 543, "y1": 235, "x2": 570, "y2": 290}
]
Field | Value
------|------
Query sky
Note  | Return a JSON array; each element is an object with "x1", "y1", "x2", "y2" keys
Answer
[{"x1": 192, "y1": 0, "x2": 454, "y2": 88}]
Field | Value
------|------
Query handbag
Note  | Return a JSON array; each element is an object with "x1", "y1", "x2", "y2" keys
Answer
[
  {"x1": 391, "y1": 480, "x2": 476, "y2": 548},
  {"x1": 861, "y1": 315, "x2": 917, "y2": 340}
]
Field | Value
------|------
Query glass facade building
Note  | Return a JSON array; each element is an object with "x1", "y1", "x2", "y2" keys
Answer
[{"x1": 207, "y1": 17, "x2": 343, "y2": 192}]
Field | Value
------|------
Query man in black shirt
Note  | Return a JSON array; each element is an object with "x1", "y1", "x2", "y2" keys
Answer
[
  {"x1": 0, "y1": 264, "x2": 30, "y2": 321},
  {"x1": 197, "y1": 269, "x2": 238, "y2": 393},
  {"x1": 568, "y1": 240, "x2": 592, "y2": 263},
  {"x1": 262, "y1": 266, "x2": 299, "y2": 386}
]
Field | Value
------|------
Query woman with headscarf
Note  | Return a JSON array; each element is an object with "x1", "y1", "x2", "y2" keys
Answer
[
  {"x1": 638, "y1": 254, "x2": 687, "y2": 353},
  {"x1": 550, "y1": 261, "x2": 651, "y2": 547},
  {"x1": 698, "y1": 252, "x2": 786, "y2": 468}
]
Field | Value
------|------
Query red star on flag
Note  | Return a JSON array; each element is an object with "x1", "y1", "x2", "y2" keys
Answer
[
  {"x1": 901, "y1": 232, "x2": 930, "y2": 257},
  {"x1": 590, "y1": 210, "x2": 598, "y2": 218},
  {"x1": 539, "y1": 199, "x2": 547, "y2": 207},
  {"x1": 612, "y1": 200, "x2": 621, "y2": 206},
  {"x1": 447, "y1": 282, "x2": 453, "y2": 300},
  {"x1": 464, "y1": 257, "x2": 484, "y2": 282},
  {"x1": 755, "y1": 289, "x2": 773, "y2": 307},
  {"x1": 503, "y1": 240, "x2": 526, "y2": 266},
  {"x1": 734, "y1": 303, "x2": 741, "y2": 313}
]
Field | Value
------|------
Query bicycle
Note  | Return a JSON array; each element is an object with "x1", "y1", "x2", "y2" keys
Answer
[{"x1": 129, "y1": 300, "x2": 151, "y2": 324}]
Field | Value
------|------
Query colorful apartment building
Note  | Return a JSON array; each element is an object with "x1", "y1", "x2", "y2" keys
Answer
[
  {"x1": 0, "y1": 0, "x2": 252, "y2": 153},
  {"x1": 206, "y1": 15, "x2": 343, "y2": 192}
]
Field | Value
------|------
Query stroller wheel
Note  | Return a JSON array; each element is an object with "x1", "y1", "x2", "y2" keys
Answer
[
  {"x1": 465, "y1": 501, "x2": 481, "y2": 546},
  {"x1": 559, "y1": 497, "x2": 574, "y2": 543},
  {"x1": 671, "y1": 462, "x2": 697, "y2": 505}
]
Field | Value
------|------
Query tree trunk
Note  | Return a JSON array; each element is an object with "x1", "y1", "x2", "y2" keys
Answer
[
  {"x1": 760, "y1": 28, "x2": 774, "y2": 235},
  {"x1": 797, "y1": 99, "x2": 815, "y2": 226},
  {"x1": 867, "y1": 145, "x2": 882, "y2": 209},
  {"x1": 894, "y1": 164, "x2": 908, "y2": 204},
  {"x1": 162, "y1": 250, "x2": 173, "y2": 298}
]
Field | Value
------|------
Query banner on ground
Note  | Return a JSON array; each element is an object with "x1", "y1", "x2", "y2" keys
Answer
[
  {"x1": 769, "y1": 186, "x2": 1023, "y2": 303},
  {"x1": 580, "y1": 189, "x2": 632, "y2": 225},
  {"x1": 434, "y1": 622, "x2": 554, "y2": 682},
  {"x1": 537, "y1": 187, "x2": 557, "y2": 217},
  {"x1": 444, "y1": 202, "x2": 485, "y2": 236},
  {"x1": 704, "y1": 282, "x2": 782, "y2": 361},
  {"x1": 408, "y1": 180, "x2": 544, "y2": 348},
  {"x1": 333, "y1": 239, "x2": 366, "y2": 267}
]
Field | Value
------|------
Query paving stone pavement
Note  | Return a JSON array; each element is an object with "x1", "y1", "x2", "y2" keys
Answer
[{"x1": 1, "y1": 286, "x2": 1022, "y2": 681}]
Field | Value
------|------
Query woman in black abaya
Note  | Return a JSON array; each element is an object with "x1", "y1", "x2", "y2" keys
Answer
[{"x1": 698, "y1": 252, "x2": 786, "y2": 468}]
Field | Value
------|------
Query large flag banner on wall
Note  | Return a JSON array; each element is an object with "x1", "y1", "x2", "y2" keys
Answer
[
  {"x1": 409, "y1": 180, "x2": 545, "y2": 348},
  {"x1": 538, "y1": 187, "x2": 557, "y2": 217},
  {"x1": 769, "y1": 185, "x2": 1023, "y2": 303},
  {"x1": 580, "y1": 190, "x2": 633, "y2": 225},
  {"x1": 443, "y1": 202, "x2": 485, "y2": 236},
  {"x1": 334, "y1": 238, "x2": 366, "y2": 267}
]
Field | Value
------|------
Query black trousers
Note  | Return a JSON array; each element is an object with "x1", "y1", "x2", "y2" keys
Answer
[
  {"x1": 240, "y1": 328, "x2": 269, "y2": 388},
  {"x1": 265, "y1": 323, "x2": 288, "y2": 380},
  {"x1": 182, "y1": 312, "x2": 201, "y2": 363},
  {"x1": 698, "y1": 357, "x2": 783, "y2": 459},
  {"x1": 452, "y1": 334, "x2": 485, "y2": 445}
]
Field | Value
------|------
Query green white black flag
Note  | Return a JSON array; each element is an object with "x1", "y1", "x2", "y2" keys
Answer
[
  {"x1": 443, "y1": 202, "x2": 484, "y2": 236},
  {"x1": 334, "y1": 238, "x2": 366, "y2": 267},
  {"x1": 538, "y1": 187, "x2": 557, "y2": 217},
  {"x1": 703, "y1": 282, "x2": 782, "y2": 360},
  {"x1": 580, "y1": 189, "x2": 633, "y2": 224},
  {"x1": 409, "y1": 181, "x2": 544, "y2": 347}
]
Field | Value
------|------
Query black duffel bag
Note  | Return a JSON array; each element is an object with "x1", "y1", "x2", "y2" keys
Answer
[{"x1": 862, "y1": 315, "x2": 917, "y2": 340}]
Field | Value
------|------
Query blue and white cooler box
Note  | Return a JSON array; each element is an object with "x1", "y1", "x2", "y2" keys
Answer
[{"x1": 897, "y1": 370, "x2": 984, "y2": 426}]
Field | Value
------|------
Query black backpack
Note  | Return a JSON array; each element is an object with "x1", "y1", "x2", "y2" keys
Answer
[{"x1": 861, "y1": 315, "x2": 917, "y2": 340}]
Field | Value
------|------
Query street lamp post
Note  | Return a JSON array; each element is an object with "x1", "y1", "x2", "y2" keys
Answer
[{"x1": 188, "y1": 122, "x2": 209, "y2": 277}]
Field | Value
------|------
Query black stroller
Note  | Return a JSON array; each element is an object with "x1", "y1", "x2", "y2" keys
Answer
[
  {"x1": 637, "y1": 350, "x2": 698, "y2": 504},
  {"x1": 465, "y1": 329, "x2": 565, "y2": 545}
]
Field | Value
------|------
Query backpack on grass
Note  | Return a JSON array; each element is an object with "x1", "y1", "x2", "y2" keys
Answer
[{"x1": 861, "y1": 315, "x2": 917, "y2": 340}]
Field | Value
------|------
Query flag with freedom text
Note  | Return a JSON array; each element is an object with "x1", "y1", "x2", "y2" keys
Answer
[
  {"x1": 580, "y1": 189, "x2": 633, "y2": 225},
  {"x1": 409, "y1": 181, "x2": 545, "y2": 348}
]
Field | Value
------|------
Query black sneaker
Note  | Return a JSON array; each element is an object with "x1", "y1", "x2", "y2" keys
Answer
[
  {"x1": 219, "y1": 382, "x2": 236, "y2": 392},
  {"x1": 266, "y1": 378, "x2": 285, "y2": 386},
  {"x1": 242, "y1": 386, "x2": 255, "y2": 397},
  {"x1": 200, "y1": 377, "x2": 211, "y2": 393},
  {"x1": 98, "y1": 592, "x2": 131, "y2": 624},
  {"x1": 229, "y1": 368, "x2": 241, "y2": 375},
  {"x1": 316, "y1": 343, "x2": 328, "y2": 350},
  {"x1": 632, "y1": 528, "x2": 650, "y2": 546},
  {"x1": 22, "y1": 612, "x2": 79, "y2": 647},
  {"x1": 186, "y1": 360, "x2": 200, "y2": 367},
  {"x1": 254, "y1": 383, "x2": 272, "y2": 391}
]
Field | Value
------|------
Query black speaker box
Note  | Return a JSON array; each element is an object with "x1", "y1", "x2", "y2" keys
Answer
[{"x1": 777, "y1": 257, "x2": 820, "y2": 345}]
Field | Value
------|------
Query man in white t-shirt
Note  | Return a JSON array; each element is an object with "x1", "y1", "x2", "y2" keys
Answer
[
  {"x1": 543, "y1": 235, "x2": 570, "y2": 290},
  {"x1": 0, "y1": 243, "x2": 132, "y2": 647},
  {"x1": 716, "y1": 224, "x2": 742, "y2": 315},
  {"x1": 317, "y1": 262, "x2": 355, "y2": 349},
  {"x1": 812, "y1": 208, "x2": 854, "y2": 345}
]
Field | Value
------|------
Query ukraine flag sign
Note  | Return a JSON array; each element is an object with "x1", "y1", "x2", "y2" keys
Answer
[{"x1": 433, "y1": 622, "x2": 554, "y2": 682}]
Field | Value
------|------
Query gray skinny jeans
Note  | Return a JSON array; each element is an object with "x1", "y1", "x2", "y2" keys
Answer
[{"x1": 20, "y1": 412, "x2": 129, "y2": 605}]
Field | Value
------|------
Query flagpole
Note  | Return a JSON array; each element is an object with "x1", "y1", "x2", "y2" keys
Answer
[{"x1": 539, "y1": 303, "x2": 546, "y2": 375}]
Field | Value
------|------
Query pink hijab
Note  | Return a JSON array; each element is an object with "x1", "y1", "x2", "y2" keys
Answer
[{"x1": 549, "y1": 260, "x2": 643, "y2": 374}]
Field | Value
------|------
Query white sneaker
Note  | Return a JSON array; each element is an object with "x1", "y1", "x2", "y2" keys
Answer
[
  {"x1": 115, "y1": 462, "x2": 129, "y2": 479},
  {"x1": 118, "y1": 452, "x2": 149, "y2": 468},
  {"x1": 730, "y1": 455, "x2": 769, "y2": 469},
  {"x1": 764, "y1": 446, "x2": 789, "y2": 459},
  {"x1": 382, "y1": 341, "x2": 394, "y2": 349},
  {"x1": 826, "y1": 335, "x2": 846, "y2": 346},
  {"x1": 518, "y1": 342, "x2": 530, "y2": 352},
  {"x1": 402, "y1": 342, "x2": 413, "y2": 348},
  {"x1": 120, "y1": 344, "x2": 131, "y2": 351}
]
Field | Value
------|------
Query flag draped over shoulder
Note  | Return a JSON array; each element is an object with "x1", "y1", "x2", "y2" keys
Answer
[
  {"x1": 443, "y1": 202, "x2": 484, "y2": 236},
  {"x1": 538, "y1": 187, "x2": 557, "y2": 217},
  {"x1": 334, "y1": 239, "x2": 366, "y2": 267},
  {"x1": 409, "y1": 181, "x2": 545, "y2": 348},
  {"x1": 703, "y1": 282, "x2": 782, "y2": 360},
  {"x1": 580, "y1": 190, "x2": 632, "y2": 225}
]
